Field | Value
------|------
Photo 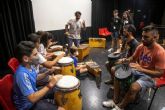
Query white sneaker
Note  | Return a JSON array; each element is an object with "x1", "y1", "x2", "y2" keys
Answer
[
  {"x1": 111, "y1": 105, "x2": 124, "y2": 110},
  {"x1": 102, "y1": 99, "x2": 116, "y2": 108},
  {"x1": 108, "y1": 48, "x2": 114, "y2": 53}
]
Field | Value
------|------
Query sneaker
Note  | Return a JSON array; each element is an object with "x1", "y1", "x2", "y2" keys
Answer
[
  {"x1": 102, "y1": 100, "x2": 116, "y2": 108},
  {"x1": 104, "y1": 79, "x2": 114, "y2": 85},
  {"x1": 111, "y1": 105, "x2": 124, "y2": 110}
]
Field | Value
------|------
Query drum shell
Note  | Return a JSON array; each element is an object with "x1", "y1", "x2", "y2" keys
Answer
[
  {"x1": 58, "y1": 62, "x2": 76, "y2": 76},
  {"x1": 54, "y1": 83, "x2": 82, "y2": 110}
]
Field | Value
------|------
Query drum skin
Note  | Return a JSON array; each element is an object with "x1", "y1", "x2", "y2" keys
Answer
[
  {"x1": 58, "y1": 57, "x2": 76, "y2": 76},
  {"x1": 55, "y1": 84, "x2": 82, "y2": 110}
]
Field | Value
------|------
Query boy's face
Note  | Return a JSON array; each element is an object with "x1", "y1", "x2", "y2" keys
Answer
[{"x1": 74, "y1": 50, "x2": 79, "y2": 56}]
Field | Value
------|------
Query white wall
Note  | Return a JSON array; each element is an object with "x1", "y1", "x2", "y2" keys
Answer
[{"x1": 32, "y1": 0, "x2": 92, "y2": 31}]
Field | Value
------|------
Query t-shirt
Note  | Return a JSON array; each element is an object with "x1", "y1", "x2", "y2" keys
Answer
[
  {"x1": 127, "y1": 39, "x2": 139, "y2": 57},
  {"x1": 111, "y1": 17, "x2": 121, "y2": 32},
  {"x1": 67, "y1": 19, "x2": 84, "y2": 39},
  {"x1": 38, "y1": 44, "x2": 47, "y2": 56},
  {"x1": 133, "y1": 43, "x2": 165, "y2": 70},
  {"x1": 71, "y1": 56, "x2": 78, "y2": 67},
  {"x1": 13, "y1": 65, "x2": 38, "y2": 110}
]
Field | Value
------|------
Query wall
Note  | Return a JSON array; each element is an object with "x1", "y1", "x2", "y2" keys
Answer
[{"x1": 31, "y1": 0, "x2": 92, "y2": 31}]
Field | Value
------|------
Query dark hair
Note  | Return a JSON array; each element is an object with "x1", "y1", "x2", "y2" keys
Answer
[
  {"x1": 142, "y1": 25, "x2": 159, "y2": 36},
  {"x1": 70, "y1": 46, "x2": 78, "y2": 55},
  {"x1": 28, "y1": 33, "x2": 40, "y2": 43},
  {"x1": 113, "y1": 9, "x2": 118, "y2": 13},
  {"x1": 37, "y1": 31, "x2": 53, "y2": 47},
  {"x1": 75, "y1": 11, "x2": 81, "y2": 16},
  {"x1": 123, "y1": 24, "x2": 136, "y2": 36},
  {"x1": 15, "y1": 41, "x2": 35, "y2": 63}
]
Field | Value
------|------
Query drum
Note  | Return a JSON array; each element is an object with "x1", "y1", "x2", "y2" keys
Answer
[
  {"x1": 115, "y1": 64, "x2": 134, "y2": 91},
  {"x1": 108, "y1": 53, "x2": 121, "y2": 67},
  {"x1": 50, "y1": 45, "x2": 63, "y2": 50},
  {"x1": 55, "y1": 75, "x2": 82, "y2": 110},
  {"x1": 54, "y1": 51, "x2": 65, "y2": 56},
  {"x1": 58, "y1": 57, "x2": 76, "y2": 76}
]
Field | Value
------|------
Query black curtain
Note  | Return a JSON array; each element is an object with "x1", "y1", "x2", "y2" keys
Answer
[
  {"x1": 0, "y1": 0, "x2": 35, "y2": 72},
  {"x1": 91, "y1": 0, "x2": 115, "y2": 37}
]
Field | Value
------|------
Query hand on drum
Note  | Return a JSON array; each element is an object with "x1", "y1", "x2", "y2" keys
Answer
[
  {"x1": 57, "y1": 106, "x2": 65, "y2": 110},
  {"x1": 56, "y1": 53, "x2": 65, "y2": 60},
  {"x1": 49, "y1": 74, "x2": 63, "y2": 87},
  {"x1": 129, "y1": 63, "x2": 143, "y2": 72}
]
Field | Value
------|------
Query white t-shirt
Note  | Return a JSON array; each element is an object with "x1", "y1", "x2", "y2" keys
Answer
[
  {"x1": 38, "y1": 44, "x2": 47, "y2": 56},
  {"x1": 38, "y1": 53, "x2": 47, "y2": 64},
  {"x1": 67, "y1": 19, "x2": 84, "y2": 39}
]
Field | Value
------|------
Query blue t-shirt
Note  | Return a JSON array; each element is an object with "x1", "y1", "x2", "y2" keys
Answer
[
  {"x1": 13, "y1": 65, "x2": 38, "y2": 110},
  {"x1": 71, "y1": 56, "x2": 78, "y2": 67}
]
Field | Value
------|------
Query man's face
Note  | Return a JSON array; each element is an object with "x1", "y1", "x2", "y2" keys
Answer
[
  {"x1": 142, "y1": 31, "x2": 155, "y2": 47},
  {"x1": 113, "y1": 12, "x2": 118, "y2": 17},
  {"x1": 75, "y1": 13, "x2": 81, "y2": 20}
]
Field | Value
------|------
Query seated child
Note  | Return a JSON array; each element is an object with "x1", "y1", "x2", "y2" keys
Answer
[{"x1": 70, "y1": 46, "x2": 88, "y2": 75}]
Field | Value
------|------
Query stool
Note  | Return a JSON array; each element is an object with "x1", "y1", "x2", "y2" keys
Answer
[
  {"x1": 77, "y1": 44, "x2": 90, "y2": 61},
  {"x1": 89, "y1": 38, "x2": 106, "y2": 48}
]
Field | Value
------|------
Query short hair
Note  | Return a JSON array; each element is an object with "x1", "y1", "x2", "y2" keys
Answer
[
  {"x1": 70, "y1": 46, "x2": 78, "y2": 55},
  {"x1": 123, "y1": 24, "x2": 136, "y2": 36},
  {"x1": 75, "y1": 11, "x2": 81, "y2": 16},
  {"x1": 113, "y1": 9, "x2": 118, "y2": 13},
  {"x1": 142, "y1": 25, "x2": 159, "y2": 36},
  {"x1": 28, "y1": 33, "x2": 40, "y2": 43},
  {"x1": 15, "y1": 41, "x2": 35, "y2": 63}
]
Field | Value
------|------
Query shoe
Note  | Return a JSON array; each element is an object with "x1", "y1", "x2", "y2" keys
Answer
[
  {"x1": 102, "y1": 100, "x2": 116, "y2": 108},
  {"x1": 111, "y1": 105, "x2": 124, "y2": 110},
  {"x1": 104, "y1": 79, "x2": 114, "y2": 85}
]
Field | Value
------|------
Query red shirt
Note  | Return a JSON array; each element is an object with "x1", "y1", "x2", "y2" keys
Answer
[{"x1": 132, "y1": 43, "x2": 165, "y2": 70}]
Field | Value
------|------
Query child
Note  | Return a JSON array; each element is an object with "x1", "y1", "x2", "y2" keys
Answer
[{"x1": 70, "y1": 46, "x2": 88, "y2": 76}]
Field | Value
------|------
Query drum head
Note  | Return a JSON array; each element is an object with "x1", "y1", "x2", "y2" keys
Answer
[
  {"x1": 50, "y1": 45, "x2": 63, "y2": 49},
  {"x1": 58, "y1": 57, "x2": 73, "y2": 64},
  {"x1": 54, "y1": 51, "x2": 65, "y2": 56},
  {"x1": 56, "y1": 75, "x2": 79, "y2": 89},
  {"x1": 115, "y1": 66, "x2": 132, "y2": 80},
  {"x1": 108, "y1": 53, "x2": 121, "y2": 60}
]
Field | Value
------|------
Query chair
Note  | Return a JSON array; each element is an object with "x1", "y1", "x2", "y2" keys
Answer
[
  {"x1": 98, "y1": 27, "x2": 112, "y2": 37},
  {"x1": 0, "y1": 74, "x2": 16, "y2": 110},
  {"x1": 8, "y1": 57, "x2": 19, "y2": 73},
  {"x1": 148, "y1": 71, "x2": 165, "y2": 110}
]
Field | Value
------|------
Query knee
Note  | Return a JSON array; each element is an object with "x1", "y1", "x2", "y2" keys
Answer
[
  {"x1": 129, "y1": 83, "x2": 141, "y2": 94},
  {"x1": 111, "y1": 66, "x2": 116, "y2": 73}
]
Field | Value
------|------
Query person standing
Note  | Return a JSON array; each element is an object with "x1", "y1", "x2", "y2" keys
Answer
[{"x1": 65, "y1": 11, "x2": 86, "y2": 49}]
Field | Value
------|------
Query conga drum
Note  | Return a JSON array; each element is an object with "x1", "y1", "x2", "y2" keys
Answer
[
  {"x1": 50, "y1": 45, "x2": 63, "y2": 50},
  {"x1": 54, "y1": 51, "x2": 65, "y2": 56},
  {"x1": 55, "y1": 75, "x2": 82, "y2": 110},
  {"x1": 108, "y1": 53, "x2": 121, "y2": 67},
  {"x1": 58, "y1": 57, "x2": 76, "y2": 76},
  {"x1": 115, "y1": 64, "x2": 134, "y2": 91}
]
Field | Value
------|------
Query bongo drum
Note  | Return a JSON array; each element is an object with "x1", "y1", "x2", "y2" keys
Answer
[
  {"x1": 58, "y1": 57, "x2": 76, "y2": 76},
  {"x1": 108, "y1": 53, "x2": 121, "y2": 67},
  {"x1": 115, "y1": 64, "x2": 134, "y2": 90},
  {"x1": 55, "y1": 75, "x2": 82, "y2": 110}
]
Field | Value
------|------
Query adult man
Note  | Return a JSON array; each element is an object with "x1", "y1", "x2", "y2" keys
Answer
[
  {"x1": 13, "y1": 41, "x2": 65, "y2": 110},
  {"x1": 65, "y1": 11, "x2": 86, "y2": 48},
  {"x1": 103, "y1": 25, "x2": 165, "y2": 110},
  {"x1": 105, "y1": 24, "x2": 139, "y2": 85}
]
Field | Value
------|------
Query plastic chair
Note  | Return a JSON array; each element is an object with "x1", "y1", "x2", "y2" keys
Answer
[
  {"x1": 148, "y1": 71, "x2": 165, "y2": 110},
  {"x1": 99, "y1": 27, "x2": 112, "y2": 37},
  {"x1": 0, "y1": 74, "x2": 16, "y2": 110},
  {"x1": 8, "y1": 57, "x2": 19, "y2": 73}
]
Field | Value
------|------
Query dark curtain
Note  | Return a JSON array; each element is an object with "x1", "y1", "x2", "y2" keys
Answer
[
  {"x1": 91, "y1": 0, "x2": 115, "y2": 37},
  {"x1": 0, "y1": 0, "x2": 35, "y2": 72}
]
